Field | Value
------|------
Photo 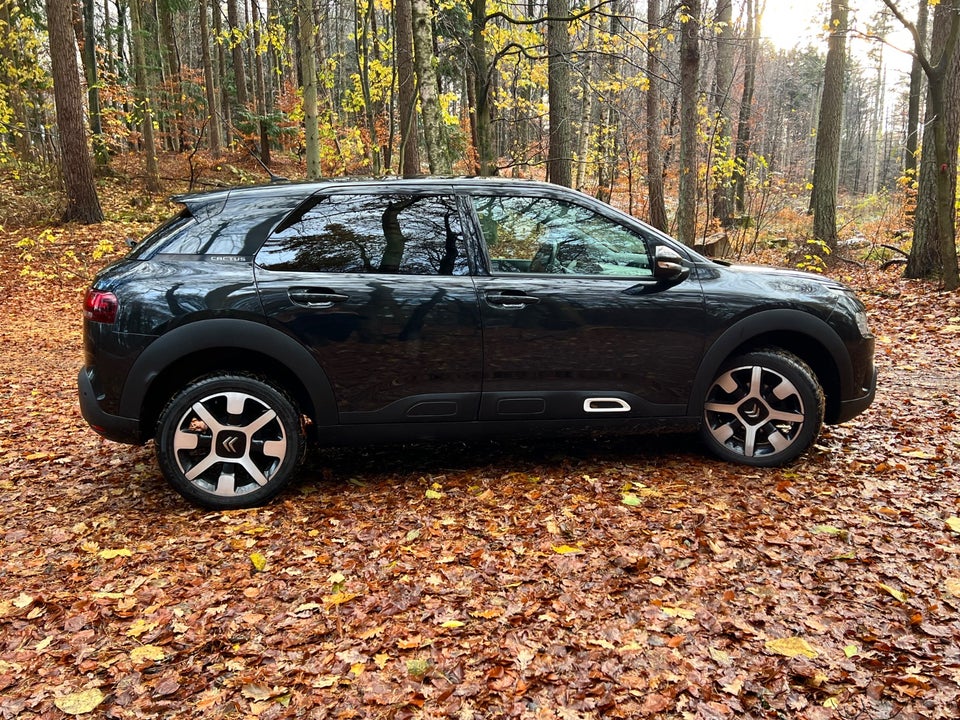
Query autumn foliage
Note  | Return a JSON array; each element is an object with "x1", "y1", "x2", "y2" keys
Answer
[{"x1": 1, "y1": 169, "x2": 960, "y2": 719}]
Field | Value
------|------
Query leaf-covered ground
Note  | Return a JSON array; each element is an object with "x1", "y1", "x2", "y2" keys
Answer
[{"x1": 1, "y1": 219, "x2": 959, "y2": 719}]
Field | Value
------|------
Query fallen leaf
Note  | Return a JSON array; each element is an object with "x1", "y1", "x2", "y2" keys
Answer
[
  {"x1": 54, "y1": 688, "x2": 105, "y2": 715},
  {"x1": 946, "y1": 517, "x2": 960, "y2": 533},
  {"x1": 765, "y1": 637, "x2": 819, "y2": 659},
  {"x1": 249, "y1": 552, "x2": 267, "y2": 572},
  {"x1": 552, "y1": 544, "x2": 583, "y2": 555},
  {"x1": 878, "y1": 583, "x2": 907, "y2": 602},
  {"x1": 99, "y1": 548, "x2": 132, "y2": 559},
  {"x1": 621, "y1": 493, "x2": 641, "y2": 507},
  {"x1": 131, "y1": 644, "x2": 166, "y2": 663}
]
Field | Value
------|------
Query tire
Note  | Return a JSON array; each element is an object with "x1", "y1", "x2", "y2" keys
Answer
[
  {"x1": 155, "y1": 374, "x2": 305, "y2": 509},
  {"x1": 700, "y1": 349, "x2": 824, "y2": 467}
]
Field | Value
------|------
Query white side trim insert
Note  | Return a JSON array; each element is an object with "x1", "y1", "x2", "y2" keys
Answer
[{"x1": 583, "y1": 397, "x2": 632, "y2": 413}]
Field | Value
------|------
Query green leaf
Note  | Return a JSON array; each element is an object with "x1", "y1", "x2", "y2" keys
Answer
[{"x1": 621, "y1": 493, "x2": 641, "y2": 507}]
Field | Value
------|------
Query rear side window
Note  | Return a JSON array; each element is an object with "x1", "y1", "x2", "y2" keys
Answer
[
  {"x1": 256, "y1": 194, "x2": 470, "y2": 276},
  {"x1": 127, "y1": 210, "x2": 197, "y2": 258}
]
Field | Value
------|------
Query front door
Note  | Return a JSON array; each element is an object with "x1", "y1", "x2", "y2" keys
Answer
[{"x1": 468, "y1": 193, "x2": 707, "y2": 421}]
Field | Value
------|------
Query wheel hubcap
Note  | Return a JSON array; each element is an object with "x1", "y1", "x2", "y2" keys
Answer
[
  {"x1": 704, "y1": 365, "x2": 806, "y2": 458},
  {"x1": 171, "y1": 391, "x2": 287, "y2": 497}
]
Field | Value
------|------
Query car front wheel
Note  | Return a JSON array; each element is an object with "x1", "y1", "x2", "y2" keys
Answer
[
  {"x1": 700, "y1": 349, "x2": 824, "y2": 467},
  {"x1": 155, "y1": 374, "x2": 305, "y2": 509}
]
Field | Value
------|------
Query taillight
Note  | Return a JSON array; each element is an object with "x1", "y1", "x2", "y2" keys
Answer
[{"x1": 84, "y1": 289, "x2": 119, "y2": 324}]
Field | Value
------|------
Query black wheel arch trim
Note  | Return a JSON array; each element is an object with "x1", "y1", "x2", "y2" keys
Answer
[
  {"x1": 118, "y1": 318, "x2": 337, "y2": 429},
  {"x1": 688, "y1": 309, "x2": 853, "y2": 418}
]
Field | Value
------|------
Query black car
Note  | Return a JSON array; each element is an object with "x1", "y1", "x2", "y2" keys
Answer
[{"x1": 79, "y1": 178, "x2": 876, "y2": 509}]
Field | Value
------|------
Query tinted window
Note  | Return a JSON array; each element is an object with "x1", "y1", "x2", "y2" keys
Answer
[
  {"x1": 158, "y1": 194, "x2": 304, "y2": 256},
  {"x1": 257, "y1": 194, "x2": 469, "y2": 276},
  {"x1": 475, "y1": 195, "x2": 652, "y2": 277}
]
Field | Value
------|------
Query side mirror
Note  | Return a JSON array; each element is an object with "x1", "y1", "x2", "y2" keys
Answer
[{"x1": 653, "y1": 245, "x2": 690, "y2": 282}]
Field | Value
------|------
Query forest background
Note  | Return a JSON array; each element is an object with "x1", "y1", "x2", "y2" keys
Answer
[
  {"x1": 1, "y1": 0, "x2": 957, "y2": 288},
  {"x1": 2, "y1": 0, "x2": 960, "y2": 719}
]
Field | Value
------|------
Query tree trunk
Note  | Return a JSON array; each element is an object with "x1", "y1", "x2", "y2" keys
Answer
[
  {"x1": 298, "y1": 0, "x2": 321, "y2": 179},
  {"x1": 902, "y1": 0, "x2": 960, "y2": 288},
  {"x1": 355, "y1": 0, "x2": 381, "y2": 173},
  {"x1": 45, "y1": 0, "x2": 103, "y2": 222},
  {"x1": 904, "y1": 0, "x2": 928, "y2": 177},
  {"x1": 129, "y1": 0, "x2": 161, "y2": 191},
  {"x1": 214, "y1": 0, "x2": 232, "y2": 146},
  {"x1": 676, "y1": 0, "x2": 701, "y2": 245},
  {"x1": 411, "y1": 0, "x2": 450, "y2": 173},
  {"x1": 394, "y1": 0, "x2": 421, "y2": 176},
  {"x1": 200, "y1": 0, "x2": 222, "y2": 157},
  {"x1": 470, "y1": 0, "x2": 495, "y2": 175},
  {"x1": 711, "y1": 0, "x2": 733, "y2": 225},
  {"x1": 251, "y1": 0, "x2": 271, "y2": 166},
  {"x1": 733, "y1": 0, "x2": 759, "y2": 215},
  {"x1": 0, "y1": 0, "x2": 33, "y2": 160},
  {"x1": 546, "y1": 0, "x2": 572, "y2": 188},
  {"x1": 228, "y1": 0, "x2": 249, "y2": 110},
  {"x1": 810, "y1": 0, "x2": 848, "y2": 256},
  {"x1": 81, "y1": 0, "x2": 108, "y2": 168},
  {"x1": 645, "y1": 0, "x2": 668, "y2": 232}
]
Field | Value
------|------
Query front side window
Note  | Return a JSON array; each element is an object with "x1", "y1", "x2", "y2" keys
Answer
[
  {"x1": 257, "y1": 194, "x2": 469, "y2": 276},
  {"x1": 475, "y1": 195, "x2": 652, "y2": 277}
]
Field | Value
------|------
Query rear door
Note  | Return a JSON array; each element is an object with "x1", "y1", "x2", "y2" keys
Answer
[
  {"x1": 254, "y1": 190, "x2": 483, "y2": 424},
  {"x1": 467, "y1": 191, "x2": 708, "y2": 421}
]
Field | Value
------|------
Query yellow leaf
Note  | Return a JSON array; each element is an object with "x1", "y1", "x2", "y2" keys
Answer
[
  {"x1": 552, "y1": 544, "x2": 584, "y2": 555},
  {"x1": 945, "y1": 578, "x2": 960, "y2": 597},
  {"x1": 765, "y1": 637, "x2": 819, "y2": 659},
  {"x1": 662, "y1": 605, "x2": 696, "y2": 620},
  {"x1": 99, "y1": 548, "x2": 132, "y2": 559},
  {"x1": 946, "y1": 517, "x2": 960, "y2": 533},
  {"x1": 621, "y1": 493, "x2": 641, "y2": 507},
  {"x1": 878, "y1": 583, "x2": 907, "y2": 602},
  {"x1": 250, "y1": 552, "x2": 268, "y2": 572},
  {"x1": 130, "y1": 644, "x2": 166, "y2": 663},
  {"x1": 843, "y1": 644, "x2": 859, "y2": 658},
  {"x1": 440, "y1": 620, "x2": 465, "y2": 628},
  {"x1": 323, "y1": 591, "x2": 358, "y2": 608},
  {"x1": 374, "y1": 653, "x2": 391, "y2": 669},
  {"x1": 35, "y1": 636, "x2": 54, "y2": 652},
  {"x1": 350, "y1": 662, "x2": 365, "y2": 676},
  {"x1": 12, "y1": 593, "x2": 34, "y2": 609},
  {"x1": 126, "y1": 619, "x2": 158, "y2": 638},
  {"x1": 425, "y1": 489, "x2": 443, "y2": 500},
  {"x1": 54, "y1": 688, "x2": 105, "y2": 715},
  {"x1": 823, "y1": 697, "x2": 840, "y2": 709}
]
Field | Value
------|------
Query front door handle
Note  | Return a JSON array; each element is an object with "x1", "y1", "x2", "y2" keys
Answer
[
  {"x1": 485, "y1": 292, "x2": 540, "y2": 308},
  {"x1": 288, "y1": 287, "x2": 349, "y2": 308}
]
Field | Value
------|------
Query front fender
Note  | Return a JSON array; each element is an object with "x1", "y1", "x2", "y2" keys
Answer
[{"x1": 687, "y1": 309, "x2": 852, "y2": 416}]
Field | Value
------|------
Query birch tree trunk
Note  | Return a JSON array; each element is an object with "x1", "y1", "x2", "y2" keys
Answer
[{"x1": 411, "y1": 0, "x2": 450, "y2": 173}]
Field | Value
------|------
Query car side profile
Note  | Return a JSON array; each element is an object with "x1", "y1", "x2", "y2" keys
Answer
[{"x1": 79, "y1": 178, "x2": 876, "y2": 509}]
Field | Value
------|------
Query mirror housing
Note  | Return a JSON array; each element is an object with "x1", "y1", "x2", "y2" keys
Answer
[{"x1": 653, "y1": 245, "x2": 690, "y2": 282}]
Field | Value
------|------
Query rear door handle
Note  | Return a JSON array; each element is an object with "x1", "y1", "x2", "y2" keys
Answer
[
  {"x1": 485, "y1": 292, "x2": 540, "y2": 308},
  {"x1": 288, "y1": 287, "x2": 349, "y2": 308}
]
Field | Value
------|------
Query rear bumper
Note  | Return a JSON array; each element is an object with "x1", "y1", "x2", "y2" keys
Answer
[
  {"x1": 78, "y1": 368, "x2": 143, "y2": 444},
  {"x1": 834, "y1": 367, "x2": 878, "y2": 424}
]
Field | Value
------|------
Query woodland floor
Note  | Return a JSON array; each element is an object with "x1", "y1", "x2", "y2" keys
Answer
[{"x1": 1, "y1": 168, "x2": 960, "y2": 719}]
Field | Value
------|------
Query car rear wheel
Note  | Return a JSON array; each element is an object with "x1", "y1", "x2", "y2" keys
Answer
[
  {"x1": 155, "y1": 374, "x2": 305, "y2": 509},
  {"x1": 700, "y1": 349, "x2": 824, "y2": 467}
]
